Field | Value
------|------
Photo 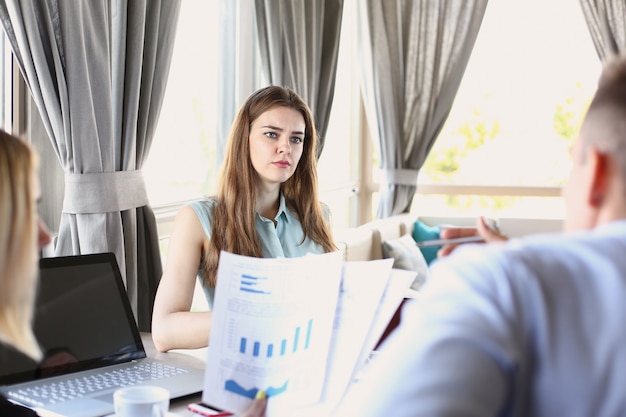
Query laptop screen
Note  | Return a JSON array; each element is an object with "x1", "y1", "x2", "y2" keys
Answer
[{"x1": 0, "y1": 253, "x2": 145, "y2": 385}]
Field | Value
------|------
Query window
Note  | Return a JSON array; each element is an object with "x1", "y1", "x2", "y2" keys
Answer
[
  {"x1": 147, "y1": 0, "x2": 362, "y2": 230},
  {"x1": 0, "y1": 29, "x2": 16, "y2": 133},
  {"x1": 149, "y1": 0, "x2": 598, "y2": 235},
  {"x1": 144, "y1": 0, "x2": 220, "y2": 207},
  {"x1": 317, "y1": 0, "x2": 362, "y2": 229},
  {"x1": 412, "y1": 0, "x2": 601, "y2": 220},
  {"x1": 1, "y1": 30, "x2": 8, "y2": 131}
]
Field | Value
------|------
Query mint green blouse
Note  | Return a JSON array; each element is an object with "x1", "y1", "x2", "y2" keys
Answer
[{"x1": 188, "y1": 194, "x2": 330, "y2": 308}]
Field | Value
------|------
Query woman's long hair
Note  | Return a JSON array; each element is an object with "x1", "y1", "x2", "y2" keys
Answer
[
  {"x1": 203, "y1": 86, "x2": 336, "y2": 286},
  {"x1": 0, "y1": 131, "x2": 42, "y2": 360}
]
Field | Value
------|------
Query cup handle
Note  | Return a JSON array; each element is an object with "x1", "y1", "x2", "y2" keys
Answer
[{"x1": 153, "y1": 404, "x2": 165, "y2": 417}]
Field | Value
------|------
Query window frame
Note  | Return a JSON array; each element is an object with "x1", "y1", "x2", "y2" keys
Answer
[{"x1": 1, "y1": 32, "x2": 27, "y2": 136}]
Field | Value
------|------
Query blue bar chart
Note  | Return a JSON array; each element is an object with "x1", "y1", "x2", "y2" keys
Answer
[
  {"x1": 202, "y1": 251, "x2": 346, "y2": 410},
  {"x1": 238, "y1": 319, "x2": 313, "y2": 358},
  {"x1": 239, "y1": 273, "x2": 272, "y2": 294}
]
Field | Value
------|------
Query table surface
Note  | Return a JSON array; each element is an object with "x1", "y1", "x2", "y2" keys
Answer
[{"x1": 140, "y1": 333, "x2": 207, "y2": 416}]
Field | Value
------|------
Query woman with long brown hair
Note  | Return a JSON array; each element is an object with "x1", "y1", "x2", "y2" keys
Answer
[{"x1": 152, "y1": 86, "x2": 336, "y2": 352}]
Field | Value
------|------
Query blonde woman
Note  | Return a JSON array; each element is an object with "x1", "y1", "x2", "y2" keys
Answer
[
  {"x1": 0, "y1": 129, "x2": 267, "y2": 417},
  {"x1": 0, "y1": 130, "x2": 52, "y2": 416},
  {"x1": 152, "y1": 86, "x2": 336, "y2": 352}
]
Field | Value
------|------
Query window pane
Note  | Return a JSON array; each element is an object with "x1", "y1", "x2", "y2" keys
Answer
[
  {"x1": 144, "y1": 0, "x2": 219, "y2": 205},
  {"x1": 318, "y1": 0, "x2": 359, "y2": 229},
  {"x1": 415, "y1": 0, "x2": 600, "y2": 218},
  {"x1": 1, "y1": 29, "x2": 8, "y2": 132},
  {"x1": 412, "y1": 194, "x2": 565, "y2": 220},
  {"x1": 146, "y1": 0, "x2": 360, "y2": 226}
]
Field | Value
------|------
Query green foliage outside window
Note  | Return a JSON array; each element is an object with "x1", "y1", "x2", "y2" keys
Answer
[{"x1": 419, "y1": 85, "x2": 591, "y2": 212}]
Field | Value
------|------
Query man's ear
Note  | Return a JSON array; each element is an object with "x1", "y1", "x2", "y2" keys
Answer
[{"x1": 588, "y1": 148, "x2": 609, "y2": 207}]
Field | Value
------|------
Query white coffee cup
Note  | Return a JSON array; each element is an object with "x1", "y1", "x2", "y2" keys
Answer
[{"x1": 113, "y1": 385, "x2": 170, "y2": 417}]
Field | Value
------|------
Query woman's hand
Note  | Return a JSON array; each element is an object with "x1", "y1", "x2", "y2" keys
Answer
[
  {"x1": 437, "y1": 216, "x2": 508, "y2": 257},
  {"x1": 237, "y1": 391, "x2": 268, "y2": 417}
]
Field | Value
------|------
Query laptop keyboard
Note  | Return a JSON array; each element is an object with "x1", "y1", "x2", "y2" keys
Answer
[{"x1": 7, "y1": 360, "x2": 189, "y2": 407}]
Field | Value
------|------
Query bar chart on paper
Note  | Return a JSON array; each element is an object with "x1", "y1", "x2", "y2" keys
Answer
[
  {"x1": 222, "y1": 319, "x2": 315, "y2": 398},
  {"x1": 228, "y1": 271, "x2": 315, "y2": 358},
  {"x1": 238, "y1": 272, "x2": 273, "y2": 295},
  {"x1": 220, "y1": 271, "x2": 320, "y2": 399},
  {"x1": 205, "y1": 251, "x2": 346, "y2": 411},
  {"x1": 238, "y1": 319, "x2": 313, "y2": 358}
]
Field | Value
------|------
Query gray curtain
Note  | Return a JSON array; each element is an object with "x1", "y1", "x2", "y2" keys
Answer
[
  {"x1": 0, "y1": 0, "x2": 181, "y2": 331},
  {"x1": 358, "y1": 0, "x2": 487, "y2": 218},
  {"x1": 254, "y1": 0, "x2": 343, "y2": 157},
  {"x1": 579, "y1": 0, "x2": 626, "y2": 59}
]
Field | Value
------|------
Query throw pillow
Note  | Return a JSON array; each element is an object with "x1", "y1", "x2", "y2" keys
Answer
[
  {"x1": 382, "y1": 233, "x2": 429, "y2": 290},
  {"x1": 411, "y1": 220, "x2": 441, "y2": 264}
]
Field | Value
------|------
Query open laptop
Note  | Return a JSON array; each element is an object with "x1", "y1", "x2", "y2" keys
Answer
[{"x1": 0, "y1": 253, "x2": 205, "y2": 417}]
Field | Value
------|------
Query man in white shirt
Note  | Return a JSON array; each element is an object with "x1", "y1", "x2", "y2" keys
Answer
[{"x1": 334, "y1": 52, "x2": 626, "y2": 417}]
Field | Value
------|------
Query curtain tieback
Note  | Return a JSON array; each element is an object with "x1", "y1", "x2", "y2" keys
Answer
[
  {"x1": 384, "y1": 169, "x2": 419, "y2": 186},
  {"x1": 63, "y1": 171, "x2": 149, "y2": 214}
]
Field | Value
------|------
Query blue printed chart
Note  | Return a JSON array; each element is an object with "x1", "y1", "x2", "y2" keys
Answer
[
  {"x1": 238, "y1": 320, "x2": 313, "y2": 358},
  {"x1": 224, "y1": 379, "x2": 288, "y2": 399},
  {"x1": 204, "y1": 251, "x2": 345, "y2": 414},
  {"x1": 222, "y1": 318, "x2": 316, "y2": 399},
  {"x1": 239, "y1": 273, "x2": 273, "y2": 295},
  {"x1": 231, "y1": 267, "x2": 307, "y2": 300}
]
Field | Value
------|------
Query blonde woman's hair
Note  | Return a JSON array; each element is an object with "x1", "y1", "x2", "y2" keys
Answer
[
  {"x1": 0, "y1": 130, "x2": 42, "y2": 360},
  {"x1": 203, "y1": 86, "x2": 336, "y2": 286}
]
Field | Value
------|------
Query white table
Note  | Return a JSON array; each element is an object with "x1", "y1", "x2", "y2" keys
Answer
[{"x1": 140, "y1": 333, "x2": 207, "y2": 416}]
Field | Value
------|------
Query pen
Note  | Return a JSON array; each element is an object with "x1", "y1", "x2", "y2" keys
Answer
[
  {"x1": 187, "y1": 402, "x2": 234, "y2": 417},
  {"x1": 415, "y1": 236, "x2": 484, "y2": 247}
]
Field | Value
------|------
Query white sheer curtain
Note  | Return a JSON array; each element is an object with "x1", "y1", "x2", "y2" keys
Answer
[
  {"x1": 217, "y1": 0, "x2": 259, "y2": 163},
  {"x1": 0, "y1": 0, "x2": 181, "y2": 331},
  {"x1": 358, "y1": 0, "x2": 488, "y2": 218}
]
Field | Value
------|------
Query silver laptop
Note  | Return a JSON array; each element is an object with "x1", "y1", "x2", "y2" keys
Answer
[{"x1": 0, "y1": 253, "x2": 205, "y2": 417}]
